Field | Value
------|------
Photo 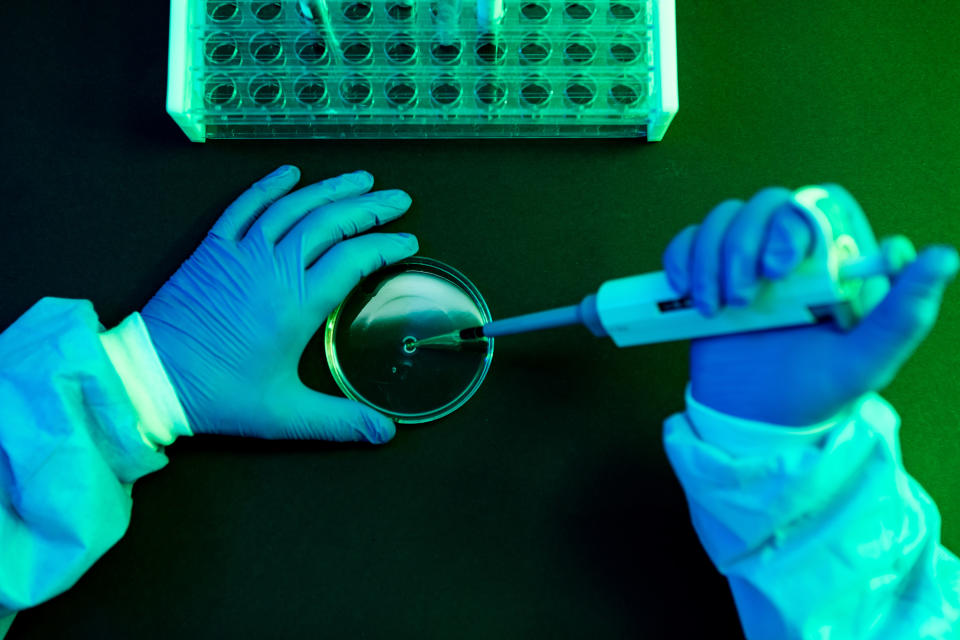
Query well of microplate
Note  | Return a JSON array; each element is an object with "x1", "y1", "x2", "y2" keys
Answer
[
  {"x1": 167, "y1": 0, "x2": 678, "y2": 141},
  {"x1": 324, "y1": 257, "x2": 494, "y2": 423}
]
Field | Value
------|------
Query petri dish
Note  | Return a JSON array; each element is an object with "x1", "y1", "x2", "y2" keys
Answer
[{"x1": 324, "y1": 257, "x2": 494, "y2": 423}]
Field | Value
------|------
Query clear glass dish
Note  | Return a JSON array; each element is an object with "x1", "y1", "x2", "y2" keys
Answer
[{"x1": 324, "y1": 257, "x2": 494, "y2": 423}]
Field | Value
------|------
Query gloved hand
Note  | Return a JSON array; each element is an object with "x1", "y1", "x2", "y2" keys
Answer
[
  {"x1": 142, "y1": 166, "x2": 418, "y2": 443},
  {"x1": 662, "y1": 185, "x2": 959, "y2": 426}
]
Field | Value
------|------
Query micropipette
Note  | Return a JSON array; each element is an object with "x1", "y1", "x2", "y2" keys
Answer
[
  {"x1": 436, "y1": 0, "x2": 462, "y2": 46},
  {"x1": 477, "y1": 0, "x2": 505, "y2": 32},
  {"x1": 298, "y1": 0, "x2": 341, "y2": 61},
  {"x1": 412, "y1": 186, "x2": 915, "y2": 350}
]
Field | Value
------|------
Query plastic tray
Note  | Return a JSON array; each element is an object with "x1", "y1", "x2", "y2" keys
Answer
[{"x1": 166, "y1": 0, "x2": 677, "y2": 141}]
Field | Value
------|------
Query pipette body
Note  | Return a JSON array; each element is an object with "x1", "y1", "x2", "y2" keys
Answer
[{"x1": 413, "y1": 186, "x2": 914, "y2": 350}]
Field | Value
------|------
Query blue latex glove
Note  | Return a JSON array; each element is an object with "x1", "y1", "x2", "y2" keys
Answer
[
  {"x1": 142, "y1": 166, "x2": 418, "y2": 443},
  {"x1": 662, "y1": 185, "x2": 959, "y2": 426}
]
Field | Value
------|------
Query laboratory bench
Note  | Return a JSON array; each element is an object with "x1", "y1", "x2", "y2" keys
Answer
[{"x1": 1, "y1": 1, "x2": 958, "y2": 638}]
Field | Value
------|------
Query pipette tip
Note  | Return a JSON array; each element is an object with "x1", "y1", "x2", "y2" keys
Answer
[{"x1": 410, "y1": 326, "x2": 486, "y2": 350}]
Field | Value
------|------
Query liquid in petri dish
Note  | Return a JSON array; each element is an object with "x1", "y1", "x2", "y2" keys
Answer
[{"x1": 325, "y1": 258, "x2": 493, "y2": 423}]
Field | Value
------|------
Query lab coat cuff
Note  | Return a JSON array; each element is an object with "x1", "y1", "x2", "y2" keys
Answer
[
  {"x1": 99, "y1": 313, "x2": 193, "y2": 449},
  {"x1": 683, "y1": 381, "x2": 848, "y2": 457}
]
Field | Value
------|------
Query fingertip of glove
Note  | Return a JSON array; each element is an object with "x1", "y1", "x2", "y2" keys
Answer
[
  {"x1": 369, "y1": 427, "x2": 396, "y2": 445},
  {"x1": 347, "y1": 170, "x2": 374, "y2": 186},
  {"x1": 761, "y1": 252, "x2": 790, "y2": 280},
  {"x1": 907, "y1": 246, "x2": 958, "y2": 282},
  {"x1": 930, "y1": 245, "x2": 960, "y2": 280},
  {"x1": 268, "y1": 164, "x2": 300, "y2": 181},
  {"x1": 396, "y1": 233, "x2": 419, "y2": 252},
  {"x1": 360, "y1": 413, "x2": 396, "y2": 444}
]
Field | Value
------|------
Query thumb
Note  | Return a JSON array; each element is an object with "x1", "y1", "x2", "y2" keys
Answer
[
  {"x1": 274, "y1": 384, "x2": 397, "y2": 444},
  {"x1": 842, "y1": 245, "x2": 959, "y2": 393}
]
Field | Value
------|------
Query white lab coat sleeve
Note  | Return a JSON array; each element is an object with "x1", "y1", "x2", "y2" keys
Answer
[
  {"x1": 663, "y1": 381, "x2": 960, "y2": 639},
  {"x1": 0, "y1": 298, "x2": 191, "y2": 633}
]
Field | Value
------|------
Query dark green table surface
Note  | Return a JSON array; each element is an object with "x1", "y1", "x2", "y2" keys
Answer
[{"x1": 3, "y1": 1, "x2": 958, "y2": 638}]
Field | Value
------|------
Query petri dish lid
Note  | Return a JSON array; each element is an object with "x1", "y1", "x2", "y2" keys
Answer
[{"x1": 324, "y1": 257, "x2": 494, "y2": 423}]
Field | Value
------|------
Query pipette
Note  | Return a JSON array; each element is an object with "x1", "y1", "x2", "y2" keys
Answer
[
  {"x1": 435, "y1": 0, "x2": 462, "y2": 46},
  {"x1": 477, "y1": 0, "x2": 505, "y2": 32},
  {"x1": 298, "y1": 0, "x2": 341, "y2": 61},
  {"x1": 412, "y1": 186, "x2": 915, "y2": 350}
]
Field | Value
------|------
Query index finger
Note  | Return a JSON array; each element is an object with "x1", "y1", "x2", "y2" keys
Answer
[
  {"x1": 760, "y1": 200, "x2": 817, "y2": 280},
  {"x1": 211, "y1": 165, "x2": 302, "y2": 241}
]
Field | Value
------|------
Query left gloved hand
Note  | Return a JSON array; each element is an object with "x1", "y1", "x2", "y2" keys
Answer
[{"x1": 142, "y1": 166, "x2": 418, "y2": 443}]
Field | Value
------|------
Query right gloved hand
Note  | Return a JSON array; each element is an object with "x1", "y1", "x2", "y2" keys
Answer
[{"x1": 662, "y1": 185, "x2": 959, "y2": 426}]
